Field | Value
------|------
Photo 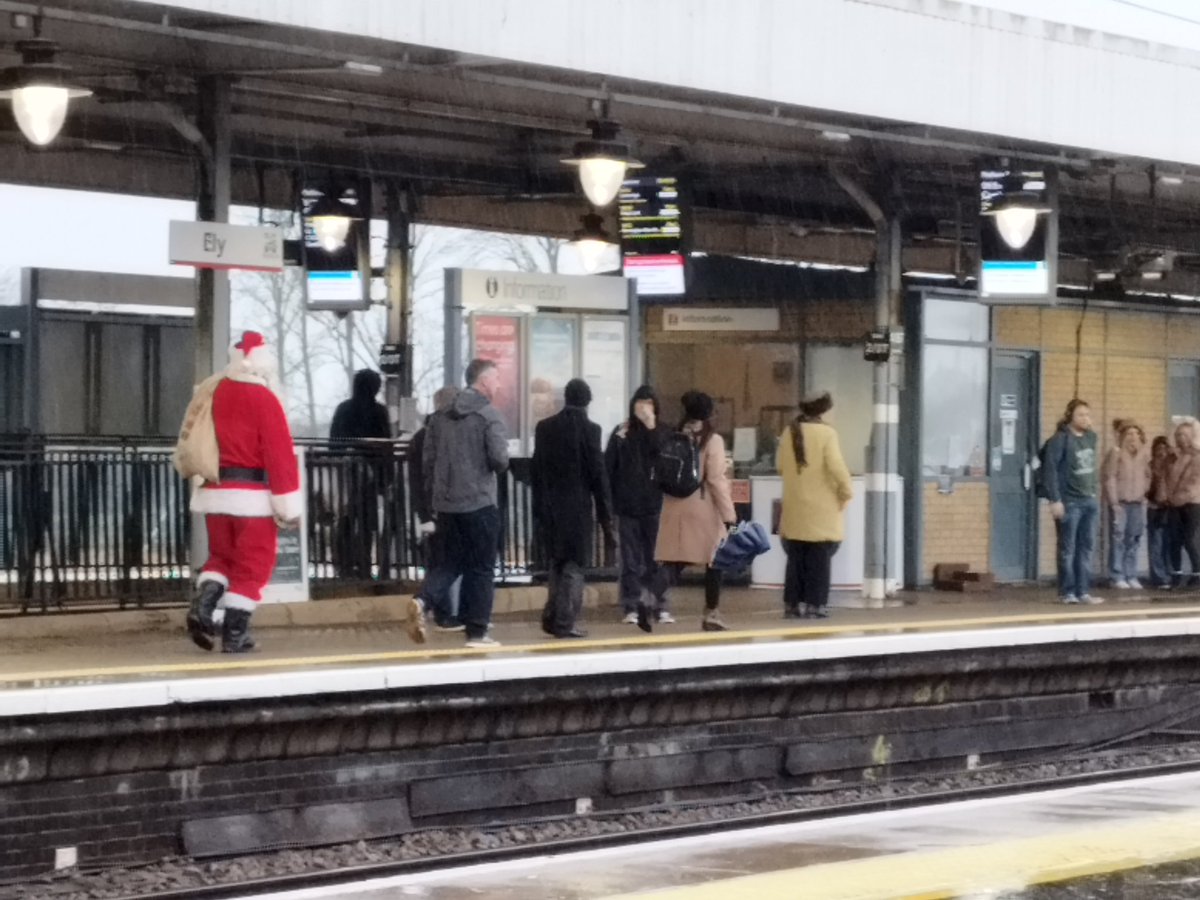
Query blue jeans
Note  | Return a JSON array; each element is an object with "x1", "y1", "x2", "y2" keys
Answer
[
  {"x1": 1147, "y1": 507, "x2": 1173, "y2": 587},
  {"x1": 1056, "y1": 497, "x2": 1099, "y2": 599},
  {"x1": 1108, "y1": 501, "x2": 1146, "y2": 583}
]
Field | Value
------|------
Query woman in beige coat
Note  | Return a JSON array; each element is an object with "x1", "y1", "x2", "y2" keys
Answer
[{"x1": 655, "y1": 391, "x2": 737, "y2": 631}]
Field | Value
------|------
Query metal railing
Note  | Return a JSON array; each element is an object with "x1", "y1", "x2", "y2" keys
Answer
[{"x1": 0, "y1": 435, "x2": 610, "y2": 613}]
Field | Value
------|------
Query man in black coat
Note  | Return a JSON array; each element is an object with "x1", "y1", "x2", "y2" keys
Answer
[
  {"x1": 329, "y1": 369, "x2": 391, "y2": 579},
  {"x1": 532, "y1": 378, "x2": 614, "y2": 638}
]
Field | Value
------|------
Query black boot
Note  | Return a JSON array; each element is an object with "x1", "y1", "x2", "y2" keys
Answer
[
  {"x1": 221, "y1": 607, "x2": 257, "y2": 653},
  {"x1": 186, "y1": 581, "x2": 224, "y2": 651}
]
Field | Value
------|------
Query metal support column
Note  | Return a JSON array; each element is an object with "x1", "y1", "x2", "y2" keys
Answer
[
  {"x1": 863, "y1": 217, "x2": 902, "y2": 604},
  {"x1": 193, "y1": 75, "x2": 232, "y2": 382},
  {"x1": 384, "y1": 182, "x2": 415, "y2": 432},
  {"x1": 190, "y1": 75, "x2": 232, "y2": 573}
]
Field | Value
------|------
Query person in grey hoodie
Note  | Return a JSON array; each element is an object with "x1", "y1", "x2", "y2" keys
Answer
[{"x1": 412, "y1": 359, "x2": 509, "y2": 647}]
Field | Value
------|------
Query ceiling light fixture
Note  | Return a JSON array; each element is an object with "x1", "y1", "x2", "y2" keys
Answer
[
  {"x1": 570, "y1": 212, "x2": 617, "y2": 274},
  {"x1": 307, "y1": 190, "x2": 362, "y2": 252},
  {"x1": 0, "y1": 36, "x2": 92, "y2": 146},
  {"x1": 562, "y1": 120, "x2": 644, "y2": 207},
  {"x1": 981, "y1": 173, "x2": 1051, "y2": 250}
]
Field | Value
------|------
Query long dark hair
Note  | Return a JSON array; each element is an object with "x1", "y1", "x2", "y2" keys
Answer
[
  {"x1": 1057, "y1": 398, "x2": 1090, "y2": 431},
  {"x1": 680, "y1": 390, "x2": 716, "y2": 450},
  {"x1": 789, "y1": 392, "x2": 834, "y2": 471}
]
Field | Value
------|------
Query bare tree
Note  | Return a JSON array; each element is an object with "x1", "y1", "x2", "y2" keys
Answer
[{"x1": 491, "y1": 233, "x2": 564, "y2": 273}]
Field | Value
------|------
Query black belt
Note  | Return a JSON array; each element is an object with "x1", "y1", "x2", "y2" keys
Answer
[{"x1": 219, "y1": 467, "x2": 267, "y2": 484}]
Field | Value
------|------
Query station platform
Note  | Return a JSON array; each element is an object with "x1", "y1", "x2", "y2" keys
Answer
[{"x1": 4, "y1": 584, "x2": 1200, "y2": 715}]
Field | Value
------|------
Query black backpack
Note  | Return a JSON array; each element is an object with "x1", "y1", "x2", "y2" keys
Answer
[{"x1": 654, "y1": 431, "x2": 702, "y2": 498}]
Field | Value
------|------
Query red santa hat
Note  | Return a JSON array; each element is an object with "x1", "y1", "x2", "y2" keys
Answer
[{"x1": 227, "y1": 330, "x2": 283, "y2": 396}]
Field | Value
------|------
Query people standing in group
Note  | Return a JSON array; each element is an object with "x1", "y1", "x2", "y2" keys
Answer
[
  {"x1": 1102, "y1": 422, "x2": 1149, "y2": 590},
  {"x1": 329, "y1": 369, "x2": 392, "y2": 580},
  {"x1": 1041, "y1": 398, "x2": 1103, "y2": 605},
  {"x1": 775, "y1": 392, "x2": 854, "y2": 619},
  {"x1": 654, "y1": 390, "x2": 737, "y2": 632},
  {"x1": 531, "y1": 378, "x2": 615, "y2": 639},
  {"x1": 410, "y1": 358, "x2": 509, "y2": 647},
  {"x1": 1166, "y1": 417, "x2": 1200, "y2": 589},
  {"x1": 605, "y1": 385, "x2": 672, "y2": 632},
  {"x1": 406, "y1": 385, "x2": 463, "y2": 632},
  {"x1": 1147, "y1": 434, "x2": 1177, "y2": 590}
]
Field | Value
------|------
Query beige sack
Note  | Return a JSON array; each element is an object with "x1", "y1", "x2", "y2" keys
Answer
[{"x1": 173, "y1": 374, "x2": 223, "y2": 482}]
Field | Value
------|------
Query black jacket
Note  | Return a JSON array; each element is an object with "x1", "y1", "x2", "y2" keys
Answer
[
  {"x1": 329, "y1": 376, "x2": 390, "y2": 441},
  {"x1": 604, "y1": 421, "x2": 664, "y2": 517},
  {"x1": 532, "y1": 406, "x2": 611, "y2": 563}
]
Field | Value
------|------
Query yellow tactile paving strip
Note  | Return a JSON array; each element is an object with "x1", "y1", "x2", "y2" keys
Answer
[
  {"x1": 601, "y1": 809, "x2": 1200, "y2": 900},
  {"x1": 3, "y1": 605, "x2": 1198, "y2": 685}
]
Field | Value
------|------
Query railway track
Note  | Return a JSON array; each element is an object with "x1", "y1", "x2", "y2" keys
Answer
[{"x1": 82, "y1": 750, "x2": 1200, "y2": 900}]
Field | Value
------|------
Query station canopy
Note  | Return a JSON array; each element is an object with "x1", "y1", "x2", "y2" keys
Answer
[{"x1": 4, "y1": 0, "x2": 1200, "y2": 289}]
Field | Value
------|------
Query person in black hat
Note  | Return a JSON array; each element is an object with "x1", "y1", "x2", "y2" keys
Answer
[
  {"x1": 532, "y1": 378, "x2": 615, "y2": 638},
  {"x1": 654, "y1": 390, "x2": 737, "y2": 631}
]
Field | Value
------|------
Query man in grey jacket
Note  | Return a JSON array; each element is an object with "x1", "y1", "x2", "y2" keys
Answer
[{"x1": 417, "y1": 358, "x2": 509, "y2": 646}]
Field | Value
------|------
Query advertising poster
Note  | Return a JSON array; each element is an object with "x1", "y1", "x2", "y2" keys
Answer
[
  {"x1": 581, "y1": 318, "x2": 627, "y2": 446},
  {"x1": 529, "y1": 316, "x2": 577, "y2": 437},
  {"x1": 471, "y1": 314, "x2": 521, "y2": 441}
]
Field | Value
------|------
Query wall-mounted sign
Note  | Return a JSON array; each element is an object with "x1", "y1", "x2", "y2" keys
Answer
[
  {"x1": 454, "y1": 268, "x2": 629, "y2": 312},
  {"x1": 863, "y1": 329, "x2": 891, "y2": 362},
  {"x1": 378, "y1": 343, "x2": 404, "y2": 376},
  {"x1": 661, "y1": 307, "x2": 779, "y2": 332},
  {"x1": 168, "y1": 221, "x2": 284, "y2": 272},
  {"x1": 620, "y1": 175, "x2": 687, "y2": 296},
  {"x1": 978, "y1": 163, "x2": 1058, "y2": 304}
]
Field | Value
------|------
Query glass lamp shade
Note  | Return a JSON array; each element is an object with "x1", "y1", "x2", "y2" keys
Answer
[
  {"x1": 11, "y1": 85, "x2": 70, "y2": 146},
  {"x1": 574, "y1": 236, "x2": 616, "y2": 273},
  {"x1": 311, "y1": 215, "x2": 352, "y2": 252},
  {"x1": 577, "y1": 157, "x2": 629, "y2": 207},
  {"x1": 993, "y1": 206, "x2": 1040, "y2": 250}
]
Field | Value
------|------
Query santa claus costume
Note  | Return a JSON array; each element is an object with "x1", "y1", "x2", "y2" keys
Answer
[{"x1": 186, "y1": 331, "x2": 302, "y2": 652}]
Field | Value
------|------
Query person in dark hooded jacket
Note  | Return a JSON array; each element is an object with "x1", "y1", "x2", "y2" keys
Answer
[
  {"x1": 330, "y1": 370, "x2": 390, "y2": 441},
  {"x1": 329, "y1": 369, "x2": 391, "y2": 579},
  {"x1": 605, "y1": 385, "x2": 671, "y2": 630}
]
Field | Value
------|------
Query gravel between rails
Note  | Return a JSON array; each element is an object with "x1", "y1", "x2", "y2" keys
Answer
[{"x1": 9, "y1": 742, "x2": 1200, "y2": 900}]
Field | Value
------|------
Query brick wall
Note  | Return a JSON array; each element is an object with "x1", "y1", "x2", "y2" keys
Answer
[
  {"x1": 921, "y1": 481, "x2": 990, "y2": 580},
  {"x1": 992, "y1": 305, "x2": 1177, "y2": 580}
]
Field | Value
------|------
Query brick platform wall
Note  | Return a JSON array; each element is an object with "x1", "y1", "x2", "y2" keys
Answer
[{"x1": 921, "y1": 481, "x2": 990, "y2": 581}]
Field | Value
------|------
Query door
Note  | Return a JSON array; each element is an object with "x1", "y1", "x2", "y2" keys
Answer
[{"x1": 990, "y1": 352, "x2": 1038, "y2": 581}]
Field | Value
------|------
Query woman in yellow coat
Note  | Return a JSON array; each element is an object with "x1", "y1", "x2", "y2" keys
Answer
[{"x1": 775, "y1": 392, "x2": 853, "y2": 619}]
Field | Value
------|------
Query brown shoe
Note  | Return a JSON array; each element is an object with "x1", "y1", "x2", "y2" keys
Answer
[{"x1": 405, "y1": 596, "x2": 428, "y2": 644}]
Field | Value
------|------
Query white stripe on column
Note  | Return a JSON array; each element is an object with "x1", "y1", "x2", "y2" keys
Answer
[
  {"x1": 872, "y1": 403, "x2": 901, "y2": 423},
  {"x1": 863, "y1": 473, "x2": 904, "y2": 492}
]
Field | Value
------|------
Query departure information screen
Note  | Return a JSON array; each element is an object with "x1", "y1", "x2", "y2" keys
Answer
[{"x1": 619, "y1": 175, "x2": 686, "y2": 296}]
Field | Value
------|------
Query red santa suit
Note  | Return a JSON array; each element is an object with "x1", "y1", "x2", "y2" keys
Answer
[{"x1": 190, "y1": 332, "x2": 301, "y2": 647}]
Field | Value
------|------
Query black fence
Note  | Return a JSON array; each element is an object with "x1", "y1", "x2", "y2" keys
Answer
[{"x1": 0, "y1": 436, "x2": 610, "y2": 613}]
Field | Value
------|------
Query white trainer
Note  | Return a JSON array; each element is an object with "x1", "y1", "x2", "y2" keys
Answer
[
  {"x1": 1078, "y1": 594, "x2": 1105, "y2": 605},
  {"x1": 621, "y1": 611, "x2": 639, "y2": 625},
  {"x1": 1127, "y1": 578, "x2": 1144, "y2": 590},
  {"x1": 1113, "y1": 580, "x2": 1130, "y2": 590},
  {"x1": 656, "y1": 610, "x2": 676, "y2": 625},
  {"x1": 466, "y1": 635, "x2": 501, "y2": 648}
]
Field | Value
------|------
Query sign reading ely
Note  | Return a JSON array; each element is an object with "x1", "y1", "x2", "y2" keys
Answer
[{"x1": 169, "y1": 221, "x2": 285, "y2": 273}]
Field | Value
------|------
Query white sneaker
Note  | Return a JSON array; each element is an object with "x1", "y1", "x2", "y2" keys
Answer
[
  {"x1": 1078, "y1": 594, "x2": 1105, "y2": 605},
  {"x1": 405, "y1": 596, "x2": 427, "y2": 644},
  {"x1": 621, "y1": 611, "x2": 639, "y2": 625},
  {"x1": 1128, "y1": 578, "x2": 1143, "y2": 590},
  {"x1": 656, "y1": 610, "x2": 676, "y2": 625},
  {"x1": 1060, "y1": 595, "x2": 1079, "y2": 604},
  {"x1": 465, "y1": 635, "x2": 501, "y2": 648},
  {"x1": 1113, "y1": 580, "x2": 1130, "y2": 590}
]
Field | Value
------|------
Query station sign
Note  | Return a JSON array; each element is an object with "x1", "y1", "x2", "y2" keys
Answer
[
  {"x1": 452, "y1": 268, "x2": 630, "y2": 311},
  {"x1": 662, "y1": 307, "x2": 779, "y2": 332},
  {"x1": 619, "y1": 174, "x2": 688, "y2": 296},
  {"x1": 168, "y1": 221, "x2": 285, "y2": 272}
]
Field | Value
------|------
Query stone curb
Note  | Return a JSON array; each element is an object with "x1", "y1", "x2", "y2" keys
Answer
[{"x1": 0, "y1": 583, "x2": 622, "y2": 641}]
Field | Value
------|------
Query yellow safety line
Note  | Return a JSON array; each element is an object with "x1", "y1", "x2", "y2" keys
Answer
[
  {"x1": 3, "y1": 605, "x2": 1198, "y2": 685},
  {"x1": 600, "y1": 809, "x2": 1200, "y2": 900}
]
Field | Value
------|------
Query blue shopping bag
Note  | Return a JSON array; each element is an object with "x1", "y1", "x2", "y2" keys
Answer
[{"x1": 712, "y1": 521, "x2": 771, "y2": 572}]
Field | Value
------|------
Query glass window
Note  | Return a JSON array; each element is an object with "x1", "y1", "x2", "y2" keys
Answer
[
  {"x1": 924, "y1": 298, "x2": 989, "y2": 342},
  {"x1": 922, "y1": 344, "x2": 988, "y2": 475},
  {"x1": 806, "y1": 344, "x2": 872, "y2": 474}
]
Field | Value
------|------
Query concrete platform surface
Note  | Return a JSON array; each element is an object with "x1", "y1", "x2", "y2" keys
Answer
[{"x1": 3, "y1": 585, "x2": 1200, "y2": 697}]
